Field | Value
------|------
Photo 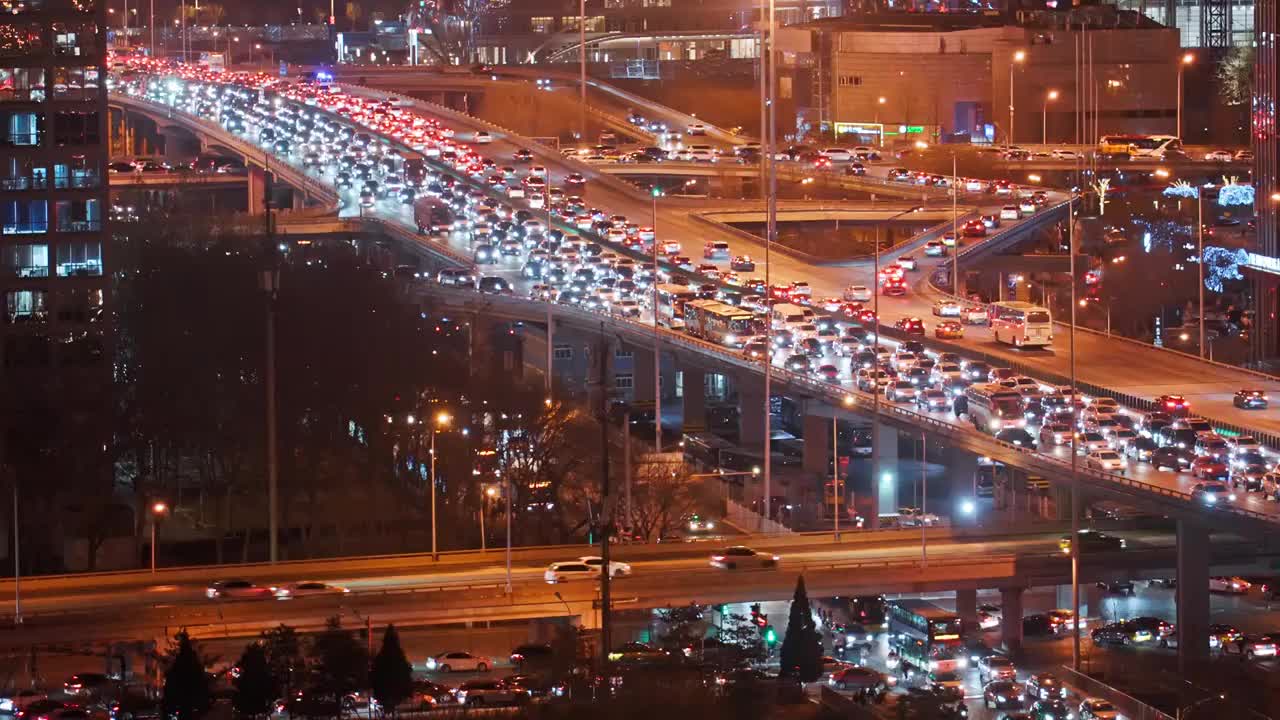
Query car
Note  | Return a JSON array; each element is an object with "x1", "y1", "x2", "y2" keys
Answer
[
  {"x1": 1024, "y1": 673, "x2": 1068, "y2": 701},
  {"x1": 0, "y1": 690, "x2": 47, "y2": 713},
  {"x1": 932, "y1": 299, "x2": 961, "y2": 317},
  {"x1": 1059, "y1": 529, "x2": 1126, "y2": 554},
  {"x1": 844, "y1": 285, "x2": 872, "y2": 302},
  {"x1": 273, "y1": 581, "x2": 349, "y2": 598},
  {"x1": 935, "y1": 321, "x2": 964, "y2": 339},
  {"x1": 730, "y1": 255, "x2": 756, "y2": 272},
  {"x1": 917, "y1": 388, "x2": 950, "y2": 412},
  {"x1": 1235, "y1": 149, "x2": 1254, "y2": 161},
  {"x1": 206, "y1": 579, "x2": 273, "y2": 599},
  {"x1": 978, "y1": 655, "x2": 1017, "y2": 683},
  {"x1": 897, "y1": 254, "x2": 918, "y2": 271},
  {"x1": 426, "y1": 651, "x2": 492, "y2": 673},
  {"x1": 895, "y1": 317, "x2": 925, "y2": 335},
  {"x1": 963, "y1": 219, "x2": 987, "y2": 237},
  {"x1": 579, "y1": 555, "x2": 632, "y2": 577},
  {"x1": 1155, "y1": 394, "x2": 1191, "y2": 417},
  {"x1": 544, "y1": 560, "x2": 599, "y2": 583},
  {"x1": 1204, "y1": 149, "x2": 1233, "y2": 162},
  {"x1": 474, "y1": 131, "x2": 493, "y2": 144},
  {"x1": 1096, "y1": 579, "x2": 1136, "y2": 595},
  {"x1": 1029, "y1": 699, "x2": 1073, "y2": 720},
  {"x1": 710, "y1": 546, "x2": 779, "y2": 569},
  {"x1": 1091, "y1": 620, "x2": 1150, "y2": 644},
  {"x1": 1221, "y1": 633, "x2": 1278, "y2": 659},
  {"x1": 829, "y1": 666, "x2": 890, "y2": 691},
  {"x1": 509, "y1": 644, "x2": 554, "y2": 668},
  {"x1": 513, "y1": 148, "x2": 534, "y2": 163},
  {"x1": 454, "y1": 680, "x2": 520, "y2": 706},
  {"x1": 1128, "y1": 616, "x2": 1172, "y2": 638},
  {"x1": 886, "y1": 380, "x2": 918, "y2": 403},
  {"x1": 1000, "y1": 205, "x2": 1022, "y2": 220},
  {"x1": 924, "y1": 240, "x2": 946, "y2": 256},
  {"x1": 1085, "y1": 450, "x2": 1125, "y2": 474},
  {"x1": 686, "y1": 122, "x2": 708, "y2": 135},
  {"x1": 1209, "y1": 576, "x2": 1251, "y2": 593},
  {"x1": 63, "y1": 673, "x2": 112, "y2": 697},
  {"x1": 983, "y1": 680, "x2": 1024, "y2": 710},
  {"x1": 1192, "y1": 481, "x2": 1236, "y2": 504},
  {"x1": 1233, "y1": 389, "x2": 1268, "y2": 409}
]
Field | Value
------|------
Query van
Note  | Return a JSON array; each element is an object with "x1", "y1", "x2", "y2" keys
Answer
[
  {"x1": 770, "y1": 302, "x2": 813, "y2": 330},
  {"x1": 703, "y1": 241, "x2": 731, "y2": 259}
]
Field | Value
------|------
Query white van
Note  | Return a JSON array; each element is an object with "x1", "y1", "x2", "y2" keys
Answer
[{"x1": 770, "y1": 302, "x2": 814, "y2": 330}]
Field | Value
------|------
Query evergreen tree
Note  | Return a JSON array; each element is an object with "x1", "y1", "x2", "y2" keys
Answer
[
  {"x1": 369, "y1": 626, "x2": 414, "y2": 715},
  {"x1": 308, "y1": 616, "x2": 369, "y2": 699},
  {"x1": 233, "y1": 642, "x2": 275, "y2": 718},
  {"x1": 162, "y1": 632, "x2": 210, "y2": 720},
  {"x1": 260, "y1": 624, "x2": 304, "y2": 700},
  {"x1": 778, "y1": 576, "x2": 822, "y2": 682}
]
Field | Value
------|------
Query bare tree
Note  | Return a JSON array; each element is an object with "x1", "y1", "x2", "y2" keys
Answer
[
  {"x1": 629, "y1": 460, "x2": 717, "y2": 542},
  {"x1": 403, "y1": 0, "x2": 495, "y2": 64}
]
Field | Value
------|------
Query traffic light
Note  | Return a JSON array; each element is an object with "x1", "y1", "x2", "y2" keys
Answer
[
  {"x1": 750, "y1": 603, "x2": 767, "y2": 628},
  {"x1": 764, "y1": 626, "x2": 777, "y2": 645}
]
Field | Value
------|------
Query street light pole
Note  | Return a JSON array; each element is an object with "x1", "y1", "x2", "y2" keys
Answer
[
  {"x1": 871, "y1": 223, "x2": 880, "y2": 529},
  {"x1": 1198, "y1": 191, "x2": 1205, "y2": 357},
  {"x1": 504, "y1": 472, "x2": 512, "y2": 594},
  {"x1": 1069, "y1": 193, "x2": 1081, "y2": 671},
  {"x1": 579, "y1": 0, "x2": 586, "y2": 140},
  {"x1": 651, "y1": 187, "x2": 662, "y2": 452},
  {"x1": 1043, "y1": 89, "x2": 1058, "y2": 145},
  {"x1": 1177, "y1": 53, "x2": 1194, "y2": 139},
  {"x1": 429, "y1": 412, "x2": 451, "y2": 562},
  {"x1": 951, "y1": 153, "x2": 959, "y2": 297},
  {"x1": 763, "y1": 0, "x2": 776, "y2": 529},
  {"x1": 11, "y1": 483, "x2": 19, "y2": 624},
  {"x1": 1009, "y1": 50, "x2": 1025, "y2": 145}
]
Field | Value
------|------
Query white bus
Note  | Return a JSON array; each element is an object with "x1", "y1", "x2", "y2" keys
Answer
[
  {"x1": 654, "y1": 283, "x2": 698, "y2": 328},
  {"x1": 769, "y1": 302, "x2": 814, "y2": 330},
  {"x1": 964, "y1": 384, "x2": 1026, "y2": 433},
  {"x1": 1125, "y1": 134, "x2": 1183, "y2": 160},
  {"x1": 990, "y1": 301, "x2": 1053, "y2": 347},
  {"x1": 683, "y1": 299, "x2": 760, "y2": 347}
]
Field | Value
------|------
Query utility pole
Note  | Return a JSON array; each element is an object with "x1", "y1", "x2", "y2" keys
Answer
[
  {"x1": 763, "y1": 0, "x2": 776, "y2": 529},
  {"x1": 596, "y1": 327, "x2": 613, "y2": 665},
  {"x1": 11, "y1": 478, "x2": 20, "y2": 625},
  {"x1": 578, "y1": 0, "x2": 587, "y2": 141},
  {"x1": 260, "y1": 161, "x2": 279, "y2": 565},
  {"x1": 951, "y1": 153, "x2": 959, "y2": 296},
  {"x1": 1069, "y1": 193, "x2": 1081, "y2": 670}
]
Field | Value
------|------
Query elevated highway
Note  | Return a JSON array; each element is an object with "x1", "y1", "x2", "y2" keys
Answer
[{"x1": 0, "y1": 528, "x2": 1265, "y2": 647}]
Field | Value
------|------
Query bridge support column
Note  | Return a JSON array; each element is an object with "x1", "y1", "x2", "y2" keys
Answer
[
  {"x1": 1176, "y1": 521, "x2": 1210, "y2": 673},
  {"x1": 803, "y1": 413, "x2": 829, "y2": 475},
  {"x1": 872, "y1": 424, "x2": 899, "y2": 523},
  {"x1": 955, "y1": 589, "x2": 977, "y2": 628},
  {"x1": 291, "y1": 189, "x2": 306, "y2": 210},
  {"x1": 682, "y1": 366, "x2": 706, "y2": 433},
  {"x1": 159, "y1": 127, "x2": 190, "y2": 162},
  {"x1": 632, "y1": 347, "x2": 655, "y2": 407},
  {"x1": 1000, "y1": 587, "x2": 1024, "y2": 655},
  {"x1": 738, "y1": 380, "x2": 765, "y2": 448},
  {"x1": 247, "y1": 165, "x2": 266, "y2": 215},
  {"x1": 948, "y1": 446, "x2": 980, "y2": 510}
]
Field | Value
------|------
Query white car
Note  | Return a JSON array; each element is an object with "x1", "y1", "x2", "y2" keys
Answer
[
  {"x1": 1079, "y1": 698, "x2": 1122, "y2": 720},
  {"x1": 896, "y1": 254, "x2": 917, "y2": 270},
  {"x1": 474, "y1": 131, "x2": 493, "y2": 144},
  {"x1": 426, "y1": 651, "x2": 492, "y2": 673},
  {"x1": 1208, "y1": 576, "x2": 1251, "y2": 593},
  {"x1": 977, "y1": 655, "x2": 1016, "y2": 683},
  {"x1": 1050, "y1": 148, "x2": 1080, "y2": 160},
  {"x1": 932, "y1": 299, "x2": 961, "y2": 317},
  {"x1": 686, "y1": 122, "x2": 708, "y2": 135},
  {"x1": 820, "y1": 147, "x2": 854, "y2": 162},
  {"x1": 685, "y1": 145, "x2": 717, "y2": 162},
  {"x1": 545, "y1": 561, "x2": 598, "y2": 583},
  {"x1": 924, "y1": 240, "x2": 946, "y2": 257},
  {"x1": 1000, "y1": 205, "x2": 1021, "y2": 220},
  {"x1": 1086, "y1": 450, "x2": 1126, "y2": 474},
  {"x1": 843, "y1": 285, "x2": 872, "y2": 302},
  {"x1": 579, "y1": 555, "x2": 632, "y2": 577},
  {"x1": 1204, "y1": 149, "x2": 1233, "y2": 162},
  {"x1": 709, "y1": 546, "x2": 779, "y2": 569},
  {"x1": 273, "y1": 581, "x2": 349, "y2": 598}
]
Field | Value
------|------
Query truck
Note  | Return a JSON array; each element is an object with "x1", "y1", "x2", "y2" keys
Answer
[
  {"x1": 402, "y1": 152, "x2": 427, "y2": 187},
  {"x1": 413, "y1": 197, "x2": 454, "y2": 235}
]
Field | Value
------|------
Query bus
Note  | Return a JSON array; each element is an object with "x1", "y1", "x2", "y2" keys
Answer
[
  {"x1": 683, "y1": 299, "x2": 760, "y2": 347},
  {"x1": 990, "y1": 301, "x2": 1052, "y2": 347},
  {"x1": 887, "y1": 600, "x2": 964, "y2": 676},
  {"x1": 964, "y1": 384, "x2": 1026, "y2": 433},
  {"x1": 655, "y1": 283, "x2": 698, "y2": 328},
  {"x1": 769, "y1": 302, "x2": 813, "y2": 330},
  {"x1": 1097, "y1": 134, "x2": 1182, "y2": 160}
]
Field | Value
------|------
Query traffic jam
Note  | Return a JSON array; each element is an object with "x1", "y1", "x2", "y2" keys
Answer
[{"x1": 112, "y1": 58, "x2": 1280, "y2": 523}]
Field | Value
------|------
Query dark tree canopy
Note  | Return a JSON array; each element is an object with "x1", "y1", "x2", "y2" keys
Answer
[
  {"x1": 370, "y1": 625, "x2": 414, "y2": 713},
  {"x1": 309, "y1": 616, "x2": 369, "y2": 697},
  {"x1": 232, "y1": 642, "x2": 275, "y2": 718},
  {"x1": 162, "y1": 632, "x2": 210, "y2": 720}
]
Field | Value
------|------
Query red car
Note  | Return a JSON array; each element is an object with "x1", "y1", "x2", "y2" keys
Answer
[
  {"x1": 840, "y1": 302, "x2": 863, "y2": 317},
  {"x1": 895, "y1": 317, "x2": 925, "y2": 335},
  {"x1": 1155, "y1": 394, "x2": 1191, "y2": 417},
  {"x1": 962, "y1": 219, "x2": 987, "y2": 237},
  {"x1": 882, "y1": 278, "x2": 907, "y2": 296}
]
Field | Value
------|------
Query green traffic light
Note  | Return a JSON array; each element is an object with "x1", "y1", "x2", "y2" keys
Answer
[{"x1": 764, "y1": 626, "x2": 777, "y2": 644}]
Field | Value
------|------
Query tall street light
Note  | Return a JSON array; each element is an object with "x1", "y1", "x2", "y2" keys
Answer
[
  {"x1": 762, "y1": 0, "x2": 777, "y2": 529},
  {"x1": 1177, "y1": 52, "x2": 1194, "y2": 138},
  {"x1": 150, "y1": 501, "x2": 168, "y2": 573},
  {"x1": 1009, "y1": 49, "x2": 1026, "y2": 144},
  {"x1": 875, "y1": 96, "x2": 887, "y2": 147},
  {"x1": 1043, "y1": 89, "x2": 1059, "y2": 145},
  {"x1": 427, "y1": 411, "x2": 452, "y2": 561},
  {"x1": 480, "y1": 485, "x2": 497, "y2": 552},
  {"x1": 651, "y1": 186, "x2": 663, "y2": 452}
]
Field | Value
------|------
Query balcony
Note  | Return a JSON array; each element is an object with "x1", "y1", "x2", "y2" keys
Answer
[
  {"x1": 1, "y1": 176, "x2": 49, "y2": 191},
  {"x1": 2, "y1": 220, "x2": 49, "y2": 234},
  {"x1": 57, "y1": 218, "x2": 99, "y2": 232}
]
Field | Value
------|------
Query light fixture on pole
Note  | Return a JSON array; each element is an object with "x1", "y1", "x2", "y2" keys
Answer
[
  {"x1": 149, "y1": 501, "x2": 168, "y2": 573},
  {"x1": 1043, "y1": 89, "x2": 1059, "y2": 145},
  {"x1": 875, "y1": 96, "x2": 886, "y2": 147},
  {"x1": 428, "y1": 411, "x2": 452, "y2": 561},
  {"x1": 481, "y1": 485, "x2": 498, "y2": 553},
  {"x1": 1177, "y1": 53, "x2": 1194, "y2": 139},
  {"x1": 1009, "y1": 49, "x2": 1026, "y2": 144}
]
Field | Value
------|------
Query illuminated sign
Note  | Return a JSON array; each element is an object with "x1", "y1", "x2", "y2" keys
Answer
[
  {"x1": 1244, "y1": 252, "x2": 1280, "y2": 276},
  {"x1": 834, "y1": 122, "x2": 883, "y2": 136}
]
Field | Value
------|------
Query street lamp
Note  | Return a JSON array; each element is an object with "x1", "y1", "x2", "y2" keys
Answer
[
  {"x1": 428, "y1": 411, "x2": 452, "y2": 561},
  {"x1": 875, "y1": 96, "x2": 887, "y2": 147},
  {"x1": 480, "y1": 485, "x2": 498, "y2": 552},
  {"x1": 1009, "y1": 49, "x2": 1026, "y2": 144},
  {"x1": 1177, "y1": 53, "x2": 1194, "y2": 139},
  {"x1": 149, "y1": 501, "x2": 168, "y2": 573},
  {"x1": 1043, "y1": 89, "x2": 1058, "y2": 145},
  {"x1": 651, "y1": 185, "x2": 663, "y2": 453}
]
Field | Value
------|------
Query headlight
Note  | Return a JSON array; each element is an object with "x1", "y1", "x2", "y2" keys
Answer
[
  {"x1": 1205, "y1": 494, "x2": 1217, "y2": 503},
  {"x1": 956, "y1": 658, "x2": 969, "y2": 668},
  {"x1": 928, "y1": 661, "x2": 938, "y2": 670},
  {"x1": 1229, "y1": 493, "x2": 1238, "y2": 501},
  {"x1": 997, "y1": 696, "x2": 1007, "y2": 703}
]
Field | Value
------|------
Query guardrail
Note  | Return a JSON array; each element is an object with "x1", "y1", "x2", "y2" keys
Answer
[{"x1": 1058, "y1": 667, "x2": 1174, "y2": 720}]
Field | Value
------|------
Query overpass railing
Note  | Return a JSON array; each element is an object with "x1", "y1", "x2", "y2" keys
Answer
[{"x1": 1058, "y1": 667, "x2": 1174, "y2": 720}]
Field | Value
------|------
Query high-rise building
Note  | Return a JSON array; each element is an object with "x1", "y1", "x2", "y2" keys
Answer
[
  {"x1": 0, "y1": 1, "x2": 109, "y2": 462},
  {"x1": 1253, "y1": 0, "x2": 1277, "y2": 359}
]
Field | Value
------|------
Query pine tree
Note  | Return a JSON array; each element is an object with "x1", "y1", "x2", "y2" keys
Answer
[
  {"x1": 233, "y1": 642, "x2": 275, "y2": 718},
  {"x1": 778, "y1": 576, "x2": 822, "y2": 682},
  {"x1": 369, "y1": 625, "x2": 414, "y2": 715},
  {"x1": 309, "y1": 616, "x2": 369, "y2": 699},
  {"x1": 162, "y1": 632, "x2": 210, "y2": 720}
]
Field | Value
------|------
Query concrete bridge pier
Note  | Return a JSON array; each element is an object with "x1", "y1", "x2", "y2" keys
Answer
[
  {"x1": 247, "y1": 165, "x2": 268, "y2": 215},
  {"x1": 1176, "y1": 521, "x2": 1209, "y2": 672},
  {"x1": 871, "y1": 423, "x2": 899, "y2": 524},
  {"x1": 158, "y1": 126, "x2": 195, "y2": 163},
  {"x1": 802, "y1": 411, "x2": 830, "y2": 476},
  {"x1": 947, "y1": 445, "x2": 980, "y2": 507},
  {"x1": 1000, "y1": 587, "x2": 1024, "y2": 654},
  {"x1": 955, "y1": 588, "x2": 978, "y2": 627},
  {"x1": 736, "y1": 377, "x2": 766, "y2": 448},
  {"x1": 682, "y1": 365, "x2": 706, "y2": 433}
]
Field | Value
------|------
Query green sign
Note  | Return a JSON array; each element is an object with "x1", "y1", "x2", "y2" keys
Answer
[{"x1": 905, "y1": 125, "x2": 925, "y2": 134}]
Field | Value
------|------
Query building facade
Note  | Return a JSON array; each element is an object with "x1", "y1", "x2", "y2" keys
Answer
[
  {"x1": 0, "y1": 1, "x2": 110, "y2": 461},
  {"x1": 812, "y1": 10, "x2": 1180, "y2": 144}
]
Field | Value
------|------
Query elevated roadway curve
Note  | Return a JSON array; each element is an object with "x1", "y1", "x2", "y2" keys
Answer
[
  {"x1": 111, "y1": 69, "x2": 1280, "y2": 531},
  {"x1": 0, "y1": 529, "x2": 1262, "y2": 646}
]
